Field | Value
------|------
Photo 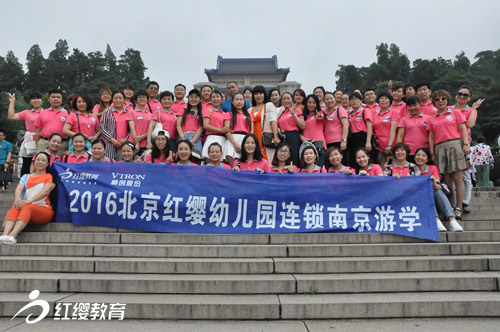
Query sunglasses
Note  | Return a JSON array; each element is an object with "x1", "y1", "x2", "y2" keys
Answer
[
  {"x1": 457, "y1": 92, "x2": 470, "y2": 98},
  {"x1": 433, "y1": 97, "x2": 448, "y2": 102}
]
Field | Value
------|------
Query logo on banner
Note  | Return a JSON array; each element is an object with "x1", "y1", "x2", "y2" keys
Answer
[{"x1": 58, "y1": 168, "x2": 99, "y2": 185}]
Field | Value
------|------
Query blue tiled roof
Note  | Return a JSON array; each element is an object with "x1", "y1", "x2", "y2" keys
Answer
[{"x1": 205, "y1": 55, "x2": 290, "y2": 75}]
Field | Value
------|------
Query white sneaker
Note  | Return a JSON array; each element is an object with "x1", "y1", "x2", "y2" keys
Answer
[
  {"x1": 449, "y1": 219, "x2": 464, "y2": 232},
  {"x1": 436, "y1": 218, "x2": 447, "y2": 232}
]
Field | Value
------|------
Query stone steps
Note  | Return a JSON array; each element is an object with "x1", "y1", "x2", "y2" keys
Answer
[
  {"x1": 0, "y1": 271, "x2": 498, "y2": 294},
  {"x1": 3, "y1": 291, "x2": 500, "y2": 320},
  {"x1": 0, "y1": 255, "x2": 497, "y2": 274},
  {"x1": 2, "y1": 242, "x2": 500, "y2": 258}
]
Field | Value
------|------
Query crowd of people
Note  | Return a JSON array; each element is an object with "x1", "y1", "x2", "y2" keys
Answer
[{"x1": 0, "y1": 79, "x2": 493, "y2": 244}]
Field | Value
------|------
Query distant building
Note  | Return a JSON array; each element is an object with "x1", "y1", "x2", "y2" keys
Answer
[{"x1": 194, "y1": 56, "x2": 301, "y2": 94}]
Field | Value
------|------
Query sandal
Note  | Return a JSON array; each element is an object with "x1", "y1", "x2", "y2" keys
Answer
[
  {"x1": 0, "y1": 235, "x2": 7, "y2": 243},
  {"x1": 454, "y1": 207, "x2": 463, "y2": 221},
  {"x1": 1, "y1": 236, "x2": 16, "y2": 245}
]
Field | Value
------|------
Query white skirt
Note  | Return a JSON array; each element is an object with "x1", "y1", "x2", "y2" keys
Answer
[
  {"x1": 224, "y1": 133, "x2": 246, "y2": 159},
  {"x1": 202, "y1": 135, "x2": 227, "y2": 158}
]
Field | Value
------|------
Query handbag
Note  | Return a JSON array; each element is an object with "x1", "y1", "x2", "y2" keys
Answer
[
  {"x1": 312, "y1": 141, "x2": 324, "y2": 154},
  {"x1": 152, "y1": 108, "x2": 167, "y2": 139}
]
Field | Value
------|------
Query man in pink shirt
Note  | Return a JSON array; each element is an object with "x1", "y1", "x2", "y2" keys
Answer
[
  {"x1": 416, "y1": 83, "x2": 437, "y2": 117},
  {"x1": 363, "y1": 89, "x2": 381, "y2": 116},
  {"x1": 34, "y1": 89, "x2": 69, "y2": 156},
  {"x1": 146, "y1": 81, "x2": 161, "y2": 113},
  {"x1": 8, "y1": 92, "x2": 43, "y2": 176},
  {"x1": 171, "y1": 83, "x2": 188, "y2": 115}
]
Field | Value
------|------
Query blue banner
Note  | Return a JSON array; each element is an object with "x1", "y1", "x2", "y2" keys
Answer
[{"x1": 52, "y1": 163, "x2": 439, "y2": 242}]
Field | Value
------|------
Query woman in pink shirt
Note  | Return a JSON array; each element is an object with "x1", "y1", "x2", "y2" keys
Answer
[
  {"x1": 383, "y1": 142, "x2": 420, "y2": 178},
  {"x1": 313, "y1": 86, "x2": 327, "y2": 111},
  {"x1": 123, "y1": 85, "x2": 135, "y2": 112},
  {"x1": 200, "y1": 85, "x2": 213, "y2": 112},
  {"x1": 92, "y1": 88, "x2": 112, "y2": 118},
  {"x1": 64, "y1": 94, "x2": 101, "y2": 154},
  {"x1": 175, "y1": 139, "x2": 198, "y2": 166},
  {"x1": 271, "y1": 143, "x2": 297, "y2": 174},
  {"x1": 301, "y1": 94, "x2": 326, "y2": 166},
  {"x1": 202, "y1": 90, "x2": 230, "y2": 160},
  {"x1": 278, "y1": 92, "x2": 305, "y2": 166},
  {"x1": 88, "y1": 139, "x2": 114, "y2": 163},
  {"x1": 8, "y1": 92, "x2": 43, "y2": 176},
  {"x1": 324, "y1": 92, "x2": 349, "y2": 165},
  {"x1": 147, "y1": 91, "x2": 177, "y2": 152},
  {"x1": 120, "y1": 142, "x2": 137, "y2": 163},
  {"x1": 293, "y1": 89, "x2": 306, "y2": 111},
  {"x1": 348, "y1": 92, "x2": 373, "y2": 167},
  {"x1": 128, "y1": 90, "x2": 152, "y2": 157},
  {"x1": 333, "y1": 90, "x2": 343, "y2": 108},
  {"x1": 428, "y1": 90, "x2": 470, "y2": 220},
  {"x1": 225, "y1": 93, "x2": 254, "y2": 167},
  {"x1": 324, "y1": 146, "x2": 353, "y2": 174},
  {"x1": 415, "y1": 147, "x2": 463, "y2": 232},
  {"x1": 63, "y1": 134, "x2": 90, "y2": 164},
  {"x1": 372, "y1": 92, "x2": 399, "y2": 165},
  {"x1": 232, "y1": 134, "x2": 272, "y2": 173},
  {"x1": 391, "y1": 85, "x2": 407, "y2": 117},
  {"x1": 206, "y1": 142, "x2": 231, "y2": 169},
  {"x1": 177, "y1": 89, "x2": 204, "y2": 155},
  {"x1": 355, "y1": 148, "x2": 383, "y2": 176},
  {"x1": 100, "y1": 91, "x2": 130, "y2": 161},
  {"x1": 145, "y1": 131, "x2": 171, "y2": 164},
  {"x1": 299, "y1": 143, "x2": 326, "y2": 173}
]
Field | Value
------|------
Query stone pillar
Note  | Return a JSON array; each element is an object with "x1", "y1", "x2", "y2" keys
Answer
[
  {"x1": 277, "y1": 81, "x2": 301, "y2": 94},
  {"x1": 193, "y1": 82, "x2": 217, "y2": 91}
]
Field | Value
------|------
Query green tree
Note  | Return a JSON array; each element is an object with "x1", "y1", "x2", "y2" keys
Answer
[{"x1": 25, "y1": 44, "x2": 46, "y2": 93}]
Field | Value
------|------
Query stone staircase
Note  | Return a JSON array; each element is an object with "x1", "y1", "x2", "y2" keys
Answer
[{"x1": 1, "y1": 181, "x2": 500, "y2": 320}]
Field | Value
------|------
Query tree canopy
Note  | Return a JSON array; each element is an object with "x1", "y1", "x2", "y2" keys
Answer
[{"x1": 335, "y1": 43, "x2": 500, "y2": 144}]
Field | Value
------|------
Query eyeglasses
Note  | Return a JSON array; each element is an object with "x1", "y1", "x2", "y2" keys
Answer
[
  {"x1": 433, "y1": 97, "x2": 448, "y2": 102},
  {"x1": 457, "y1": 92, "x2": 470, "y2": 98},
  {"x1": 137, "y1": 96, "x2": 147, "y2": 99},
  {"x1": 278, "y1": 149, "x2": 290, "y2": 154}
]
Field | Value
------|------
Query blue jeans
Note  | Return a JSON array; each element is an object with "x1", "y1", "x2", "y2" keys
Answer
[
  {"x1": 184, "y1": 133, "x2": 202, "y2": 153},
  {"x1": 434, "y1": 189, "x2": 454, "y2": 219}
]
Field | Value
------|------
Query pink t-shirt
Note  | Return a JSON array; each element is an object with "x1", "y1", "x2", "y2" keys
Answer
[
  {"x1": 203, "y1": 108, "x2": 229, "y2": 136},
  {"x1": 349, "y1": 108, "x2": 372, "y2": 134},
  {"x1": 324, "y1": 107, "x2": 348, "y2": 144},
  {"x1": 420, "y1": 102, "x2": 437, "y2": 117},
  {"x1": 372, "y1": 109, "x2": 399, "y2": 151},
  {"x1": 145, "y1": 154, "x2": 168, "y2": 164},
  {"x1": 271, "y1": 165, "x2": 299, "y2": 174},
  {"x1": 452, "y1": 105, "x2": 475, "y2": 144},
  {"x1": 65, "y1": 112, "x2": 100, "y2": 137},
  {"x1": 398, "y1": 113, "x2": 431, "y2": 154},
  {"x1": 359, "y1": 164, "x2": 383, "y2": 176},
  {"x1": 327, "y1": 165, "x2": 354, "y2": 174},
  {"x1": 127, "y1": 108, "x2": 152, "y2": 148},
  {"x1": 202, "y1": 102, "x2": 213, "y2": 113},
  {"x1": 112, "y1": 110, "x2": 130, "y2": 141},
  {"x1": 364, "y1": 104, "x2": 381, "y2": 117},
  {"x1": 278, "y1": 108, "x2": 303, "y2": 132},
  {"x1": 235, "y1": 159, "x2": 272, "y2": 172},
  {"x1": 123, "y1": 102, "x2": 134, "y2": 112},
  {"x1": 92, "y1": 104, "x2": 108, "y2": 115},
  {"x1": 427, "y1": 109, "x2": 466, "y2": 145},
  {"x1": 207, "y1": 163, "x2": 232, "y2": 169},
  {"x1": 179, "y1": 109, "x2": 202, "y2": 133},
  {"x1": 299, "y1": 166, "x2": 327, "y2": 173},
  {"x1": 18, "y1": 110, "x2": 41, "y2": 132},
  {"x1": 231, "y1": 111, "x2": 254, "y2": 134},
  {"x1": 391, "y1": 101, "x2": 407, "y2": 119},
  {"x1": 34, "y1": 108, "x2": 69, "y2": 138},
  {"x1": 303, "y1": 113, "x2": 326, "y2": 148},
  {"x1": 389, "y1": 163, "x2": 413, "y2": 177},
  {"x1": 153, "y1": 108, "x2": 178, "y2": 139},
  {"x1": 420, "y1": 164, "x2": 441, "y2": 180},
  {"x1": 146, "y1": 101, "x2": 162, "y2": 113},
  {"x1": 172, "y1": 101, "x2": 187, "y2": 116},
  {"x1": 65, "y1": 153, "x2": 89, "y2": 164}
]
